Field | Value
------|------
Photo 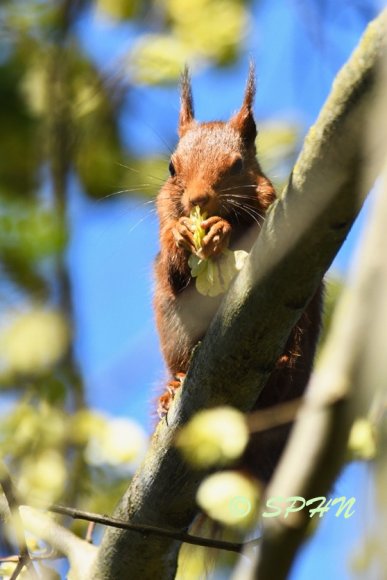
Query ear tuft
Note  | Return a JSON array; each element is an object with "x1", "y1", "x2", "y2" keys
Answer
[
  {"x1": 179, "y1": 66, "x2": 195, "y2": 137},
  {"x1": 243, "y1": 60, "x2": 256, "y2": 110},
  {"x1": 230, "y1": 61, "x2": 257, "y2": 145}
]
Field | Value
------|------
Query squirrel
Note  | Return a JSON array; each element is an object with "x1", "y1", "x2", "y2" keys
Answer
[{"x1": 153, "y1": 64, "x2": 323, "y2": 483}]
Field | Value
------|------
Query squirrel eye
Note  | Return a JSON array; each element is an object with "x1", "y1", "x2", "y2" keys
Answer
[
  {"x1": 168, "y1": 160, "x2": 176, "y2": 177},
  {"x1": 229, "y1": 157, "x2": 244, "y2": 175}
]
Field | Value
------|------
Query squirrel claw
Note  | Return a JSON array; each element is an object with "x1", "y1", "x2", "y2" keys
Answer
[
  {"x1": 200, "y1": 216, "x2": 231, "y2": 258},
  {"x1": 157, "y1": 393, "x2": 172, "y2": 418},
  {"x1": 157, "y1": 373, "x2": 186, "y2": 419},
  {"x1": 172, "y1": 218, "x2": 196, "y2": 253}
]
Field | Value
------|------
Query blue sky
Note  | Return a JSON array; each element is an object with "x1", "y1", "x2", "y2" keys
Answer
[{"x1": 68, "y1": 2, "x2": 382, "y2": 578}]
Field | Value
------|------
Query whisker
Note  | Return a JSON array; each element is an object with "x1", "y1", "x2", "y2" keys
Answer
[
  {"x1": 218, "y1": 184, "x2": 257, "y2": 193},
  {"x1": 226, "y1": 199, "x2": 264, "y2": 225},
  {"x1": 116, "y1": 162, "x2": 166, "y2": 184},
  {"x1": 82, "y1": 199, "x2": 160, "y2": 255},
  {"x1": 127, "y1": 208, "x2": 158, "y2": 235},
  {"x1": 225, "y1": 196, "x2": 261, "y2": 211},
  {"x1": 97, "y1": 180, "x2": 185, "y2": 206},
  {"x1": 222, "y1": 199, "x2": 240, "y2": 225},
  {"x1": 219, "y1": 193, "x2": 259, "y2": 202},
  {"x1": 139, "y1": 120, "x2": 175, "y2": 156},
  {"x1": 98, "y1": 185, "x2": 158, "y2": 202},
  {"x1": 227, "y1": 198, "x2": 265, "y2": 219}
]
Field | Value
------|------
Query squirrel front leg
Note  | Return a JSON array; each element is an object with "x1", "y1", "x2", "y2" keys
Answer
[
  {"x1": 155, "y1": 213, "x2": 233, "y2": 417},
  {"x1": 172, "y1": 217, "x2": 197, "y2": 255},
  {"x1": 155, "y1": 219, "x2": 192, "y2": 417},
  {"x1": 156, "y1": 218, "x2": 192, "y2": 295}
]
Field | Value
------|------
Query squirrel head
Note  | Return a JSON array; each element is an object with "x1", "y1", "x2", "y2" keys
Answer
[{"x1": 166, "y1": 63, "x2": 265, "y2": 218}]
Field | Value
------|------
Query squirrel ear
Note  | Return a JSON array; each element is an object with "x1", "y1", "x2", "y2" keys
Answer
[
  {"x1": 230, "y1": 61, "x2": 257, "y2": 145},
  {"x1": 179, "y1": 66, "x2": 195, "y2": 137}
]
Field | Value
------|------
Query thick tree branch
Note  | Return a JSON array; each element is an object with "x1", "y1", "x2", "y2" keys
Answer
[
  {"x1": 92, "y1": 10, "x2": 387, "y2": 580},
  {"x1": 250, "y1": 155, "x2": 387, "y2": 579},
  {"x1": 250, "y1": 22, "x2": 387, "y2": 579}
]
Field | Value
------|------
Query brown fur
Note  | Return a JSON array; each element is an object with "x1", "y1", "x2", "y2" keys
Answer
[{"x1": 154, "y1": 66, "x2": 322, "y2": 482}]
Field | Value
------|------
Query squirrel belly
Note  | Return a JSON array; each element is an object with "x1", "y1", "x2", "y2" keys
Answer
[{"x1": 153, "y1": 65, "x2": 322, "y2": 482}]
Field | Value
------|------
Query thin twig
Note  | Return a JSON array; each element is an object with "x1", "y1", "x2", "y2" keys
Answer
[
  {"x1": 47, "y1": 504, "x2": 260, "y2": 553},
  {"x1": 85, "y1": 521, "x2": 96, "y2": 544},
  {"x1": 19, "y1": 505, "x2": 97, "y2": 578},
  {"x1": 0, "y1": 550, "x2": 61, "y2": 563},
  {"x1": 9, "y1": 558, "x2": 26, "y2": 580},
  {"x1": 247, "y1": 398, "x2": 302, "y2": 433},
  {"x1": 0, "y1": 465, "x2": 38, "y2": 579}
]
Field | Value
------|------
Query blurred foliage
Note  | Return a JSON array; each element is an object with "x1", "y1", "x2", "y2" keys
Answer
[
  {"x1": 0, "y1": 0, "x2": 352, "y2": 574},
  {"x1": 348, "y1": 418, "x2": 377, "y2": 461},
  {"x1": 0, "y1": 308, "x2": 69, "y2": 379},
  {"x1": 257, "y1": 121, "x2": 301, "y2": 188},
  {"x1": 0, "y1": 0, "x2": 261, "y2": 567},
  {"x1": 177, "y1": 525, "x2": 239, "y2": 580},
  {"x1": 0, "y1": 396, "x2": 147, "y2": 506},
  {"x1": 120, "y1": 0, "x2": 251, "y2": 83},
  {"x1": 0, "y1": 0, "x2": 143, "y2": 564},
  {"x1": 197, "y1": 470, "x2": 261, "y2": 529},
  {"x1": 176, "y1": 406, "x2": 249, "y2": 468},
  {"x1": 96, "y1": 0, "x2": 145, "y2": 21},
  {"x1": 317, "y1": 276, "x2": 345, "y2": 357}
]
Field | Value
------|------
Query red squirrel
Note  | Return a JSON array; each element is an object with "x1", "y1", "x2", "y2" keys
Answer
[{"x1": 154, "y1": 65, "x2": 322, "y2": 483}]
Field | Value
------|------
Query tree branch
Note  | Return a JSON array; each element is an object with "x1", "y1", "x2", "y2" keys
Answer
[
  {"x1": 250, "y1": 147, "x2": 387, "y2": 579},
  {"x1": 92, "y1": 10, "x2": 387, "y2": 580},
  {"x1": 46, "y1": 504, "x2": 256, "y2": 553},
  {"x1": 0, "y1": 464, "x2": 38, "y2": 579},
  {"x1": 249, "y1": 17, "x2": 387, "y2": 578}
]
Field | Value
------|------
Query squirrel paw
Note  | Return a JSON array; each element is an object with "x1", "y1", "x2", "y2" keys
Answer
[
  {"x1": 199, "y1": 216, "x2": 231, "y2": 258},
  {"x1": 172, "y1": 218, "x2": 196, "y2": 253},
  {"x1": 157, "y1": 372, "x2": 186, "y2": 418}
]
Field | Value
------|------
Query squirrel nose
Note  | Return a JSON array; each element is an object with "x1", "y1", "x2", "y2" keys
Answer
[{"x1": 189, "y1": 193, "x2": 210, "y2": 209}]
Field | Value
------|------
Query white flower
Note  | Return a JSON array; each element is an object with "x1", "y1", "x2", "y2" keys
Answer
[{"x1": 189, "y1": 249, "x2": 248, "y2": 297}]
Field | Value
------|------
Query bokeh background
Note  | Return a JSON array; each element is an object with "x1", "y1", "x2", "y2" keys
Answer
[{"x1": 0, "y1": 0, "x2": 383, "y2": 578}]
